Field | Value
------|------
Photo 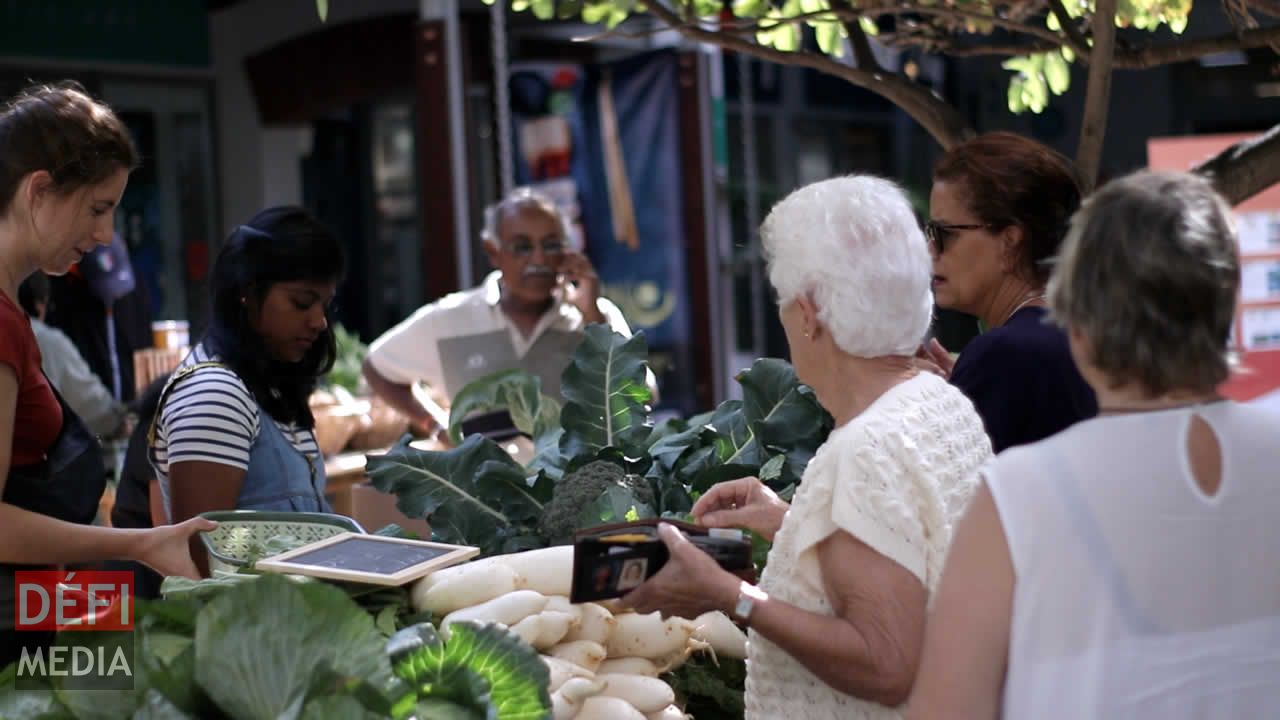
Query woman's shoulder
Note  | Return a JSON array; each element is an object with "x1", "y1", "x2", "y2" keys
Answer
[
  {"x1": 830, "y1": 374, "x2": 989, "y2": 465},
  {"x1": 164, "y1": 347, "x2": 256, "y2": 415},
  {"x1": 966, "y1": 309, "x2": 1069, "y2": 362}
]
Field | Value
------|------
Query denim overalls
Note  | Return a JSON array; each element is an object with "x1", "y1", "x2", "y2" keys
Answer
[{"x1": 152, "y1": 362, "x2": 330, "y2": 519}]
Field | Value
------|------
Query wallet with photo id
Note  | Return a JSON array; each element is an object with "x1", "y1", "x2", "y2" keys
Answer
[{"x1": 569, "y1": 519, "x2": 755, "y2": 603}]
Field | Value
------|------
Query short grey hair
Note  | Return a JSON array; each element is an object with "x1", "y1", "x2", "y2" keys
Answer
[
  {"x1": 761, "y1": 175, "x2": 933, "y2": 358},
  {"x1": 480, "y1": 186, "x2": 573, "y2": 247},
  {"x1": 1048, "y1": 170, "x2": 1239, "y2": 395}
]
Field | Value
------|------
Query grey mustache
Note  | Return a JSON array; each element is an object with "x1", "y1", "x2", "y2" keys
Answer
[{"x1": 523, "y1": 265, "x2": 555, "y2": 277}]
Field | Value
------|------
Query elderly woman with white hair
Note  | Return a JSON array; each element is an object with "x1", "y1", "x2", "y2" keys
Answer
[
  {"x1": 622, "y1": 175, "x2": 993, "y2": 718},
  {"x1": 908, "y1": 171, "x2": 1280, "y2": 719}
]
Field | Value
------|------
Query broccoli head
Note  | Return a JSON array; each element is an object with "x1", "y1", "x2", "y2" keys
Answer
[{"x1": 537, "y1": 460, "x2": 655, "y2": 541}]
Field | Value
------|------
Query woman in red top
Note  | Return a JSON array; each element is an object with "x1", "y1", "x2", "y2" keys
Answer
[{"x1": 0, "y1": 82, "x2": 214, "y2": 663}]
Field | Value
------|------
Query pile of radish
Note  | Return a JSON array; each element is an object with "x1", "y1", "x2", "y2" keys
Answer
[{"x1": 413, "y1": 545, "x2": 748, "y2": 720}]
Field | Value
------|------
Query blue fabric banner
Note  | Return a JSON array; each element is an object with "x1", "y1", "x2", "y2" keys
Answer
[{"x1": 510, "y1": 50, "x2": 696, "y2": 413}]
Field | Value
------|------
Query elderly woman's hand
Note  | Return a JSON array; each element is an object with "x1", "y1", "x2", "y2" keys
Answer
[
  {"x1": 619, "y1": 523, "x2": 741, "y2": 619},
  {"x1": 693, "y1": 476, "x2": 789, "y2": 542},
  {"x1": 913, "y1": 338, "x2": 955, "y2": 379}
]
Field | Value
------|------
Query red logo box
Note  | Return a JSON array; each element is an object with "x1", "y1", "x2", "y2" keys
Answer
[{"x1": 14, "y1": 571, "x2": 133, "y2": 632}]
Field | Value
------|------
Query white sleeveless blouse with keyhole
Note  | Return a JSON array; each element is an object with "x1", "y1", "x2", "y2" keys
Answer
[{"x1": 985, "y1": 401, "x2": 1280, "y2": 718}]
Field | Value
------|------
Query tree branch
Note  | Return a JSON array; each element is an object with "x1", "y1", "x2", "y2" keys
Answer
[
  {"x1": 1191, "y1": 124, "x2": 1280, "y2": 205},
  {"x1": 1046, "y1": 0, "x2": 1091, "y2": 54},
  {"x1": 1077, "y1": 0, "x2": 1117, "y2": 191},
  {"x1": 643, "y1": 0, "x2": 975, "y2": 148},
  {"x1": 1245, "y1": 0, "x2": 1280, "y2": 17},
  {"x1": 1112, "y1": 24, "x2": 1280, "y2": 68},
  {"x1": 844, "y1": 17, "x2": 882, "y2": 71},
  {"x1": 934, "y1": 41, "x2": 1062, "y2": 56}
]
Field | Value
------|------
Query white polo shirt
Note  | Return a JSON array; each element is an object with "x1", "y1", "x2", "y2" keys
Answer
[{"x1": 366, "y1": 271, "x2": 632, "y2": 401}]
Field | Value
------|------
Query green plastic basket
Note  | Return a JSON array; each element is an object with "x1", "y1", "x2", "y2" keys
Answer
[{"x1": 198, "y1": 510, "x2": 365, "y2": 574}]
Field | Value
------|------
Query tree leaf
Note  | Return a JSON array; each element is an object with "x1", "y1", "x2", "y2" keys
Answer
[
  {"x1": 732, "y1": 0, "x2": 770, "y2": 18},
  {"x1": 530, "y1": 0, "x2": 556, "y2": 19},
  {"x1": 389, "y1": 622, "x2": 552, "y2": 720},
  {"x1": 814, "y1": 18, "x2": 845, "y2": 57},
  {"x1": 447, "y1": 370, "x2": 562, "y2": 446},
  {"x1": 194, "y1": 576, "x2": 391, "y2": 720},
  {"x1": 556, "y1": 0, "x2": 585, "y2": 19},
  {"x1": 1043, "y1": 51, "x2": 1071, "y2": 95},
  {"x1": 858, "y1": 17, "x2": 879, "y2": 36},
  {"x1": 581, "y1": 1, "x2": 613, "y2": 23},
  {"x1": 558, "y1": 326, "x2": 653, "y2": 458}
]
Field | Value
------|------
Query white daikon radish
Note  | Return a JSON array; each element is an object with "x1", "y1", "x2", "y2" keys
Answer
[
  {"x1": 597, "y1": 657, "x2": 660, "y2": 678},
  {"x1": 495, "y1": 545, "x2": 574, "y2": 597},
  {"x1": 551, "y1": 677, "x2": 605, "y2": 720},
  {"x1": 550, "y1": 692, "x2": 575, "y2": 720},
  {"x1": 647, "y1": 705, "x2": 689, "y2": 720},
  {"x1": 508, "y1": 615, "x2": 542, "y2": 647},
  {"x1": 441, "y1": 590, "x2": 547, "y2": 632},
  {"x1": 416, "y1": 564, "x2": 521, "y2": 615},
  {"x1": 606, "y1": 613, "x2": 697, "y2": 659},
  {"x1": 564, "y1": 602, "x2": 616, "y2": 646},
  {"x1": 532, "y1": 611, "x2": 576, "y2": 650},
  {"x1": 597, "y1": 674, "x2": 676, "y2": 713},
  {"x1": 653, "y1": 645, "x2": 696, "y2": 673},
  {"x1": 693, "y1": 611, "x2": 748, "y2": 660},
  {"x1": 547, "y1": 640, "x2": 607, "y2": 672},
  {"x1": 545, "y1": 595, "x2": 584, "y2": 625},
  {"x1": 543, "y1": 656, "x2": 594, "y2": 692},
  {"x1": 577, "y1": 696, "x2": 646, "y2": 720},
  {"x1": 415, "y1": 555, "x2": 522, "y2": 594}
]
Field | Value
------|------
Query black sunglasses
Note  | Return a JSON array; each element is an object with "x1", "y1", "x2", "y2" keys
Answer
[{"x1": 924, "y1": 220, "x2": 994, "y2": 253}]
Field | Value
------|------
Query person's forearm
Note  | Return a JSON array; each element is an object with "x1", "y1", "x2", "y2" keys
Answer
[
  {"x1": 0, "y1": 503, "x2": 147, "y2": 565},
  {"x1": 705, "y1": 572, "x2": 915, "y2": 706},
  {"x1": 362, "y1": 359, "x2": 433, "y2": 425}
]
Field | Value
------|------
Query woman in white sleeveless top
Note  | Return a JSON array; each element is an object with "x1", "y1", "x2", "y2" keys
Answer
[
  {"x1": 908, "y1": 170, "x2": 1280, "y2": 718},
  {"x1": 620, "y1": 176, "x2": 992, "y2": 719}
]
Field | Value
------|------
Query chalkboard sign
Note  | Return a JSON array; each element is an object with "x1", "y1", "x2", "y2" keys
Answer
[{"x1": 254, "y1": 533, "x2": 479, "y2": 586}]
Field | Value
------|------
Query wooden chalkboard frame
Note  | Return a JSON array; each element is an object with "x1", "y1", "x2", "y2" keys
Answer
[{"x1": 254, "y1": 533, "x2": 480, "y2": 586}]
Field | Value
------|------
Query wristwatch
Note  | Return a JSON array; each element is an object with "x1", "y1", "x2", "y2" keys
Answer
[{"x1": 732, "y1": 582, "x2": 768, "y2": 625}]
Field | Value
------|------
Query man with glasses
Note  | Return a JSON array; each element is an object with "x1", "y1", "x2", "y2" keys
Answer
[{"x1": 363, "y1": 187, "x2": 635, "y2": 438}]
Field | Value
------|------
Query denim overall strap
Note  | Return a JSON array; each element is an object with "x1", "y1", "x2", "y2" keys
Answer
[{"x1": 237, "y1": 406, "x2": 331, "y2": 513}]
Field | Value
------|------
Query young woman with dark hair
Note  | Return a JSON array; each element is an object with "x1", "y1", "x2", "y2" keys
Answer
[
  {"x1": 149, "y1": 206, "x2": 345, "y2": 575},
  {"x1": 0, "y1": 81, "x2": 213, "y2": 664},
  {"x1": 919, "y1": 132, "x2": 1097, "y2": 452}
]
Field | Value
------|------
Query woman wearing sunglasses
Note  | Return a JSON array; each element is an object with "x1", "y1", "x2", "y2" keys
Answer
[{"x1": 919, "y1": 132, "x2": 1096, "y2": 452}]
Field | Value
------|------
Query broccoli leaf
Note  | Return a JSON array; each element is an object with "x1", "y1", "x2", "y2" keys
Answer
[
  {"x1": 666, "y1": 656, "x2": 746, "y2": 720},
  {"x1": 558, "y1": 325, "x2": 653, "y2": 458},
  {"x1": 576, "y1": 485, "x2": 656, "y2": 529},
  {"x1": 366, "y1": 435, "x2": 535, "y2": 554},
  {"x1": 446, "y1": 369, "x2": 562, "y2": 445},
  {"x1": 701, "y1": 359, "x2": 832, "y2": 477}
]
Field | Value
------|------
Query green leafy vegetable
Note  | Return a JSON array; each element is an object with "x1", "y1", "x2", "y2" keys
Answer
[
  {"x1": 558, "y1": 325, "x2": 653, "y2": 458},
  {"x1": 194, "y1": 576, "x2": 392, "y2": 720},
  {"x1": 388, "y1": 623, "x2": 551, "y2": 720},
  {"x1": 366, "y1": 435, "x2": 550, "y2": 555},
  {"x1": 447, "y1": 369, "x2": 562, "y2": 445}
]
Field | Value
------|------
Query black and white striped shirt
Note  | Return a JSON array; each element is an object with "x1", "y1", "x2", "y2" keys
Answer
[{"x1": 149, "y1": 344, "x2": 320, "y2": 497}]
